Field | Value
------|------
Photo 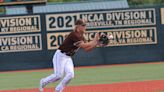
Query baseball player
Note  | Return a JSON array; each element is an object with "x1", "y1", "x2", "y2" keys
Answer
[{"x1": 39, "y1": 19, "x2": 99, "y2": 92}]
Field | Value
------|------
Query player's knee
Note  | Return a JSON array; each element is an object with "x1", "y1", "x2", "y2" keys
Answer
[
  {"x1": 67, "y1": 72, "x2": 74, "y2": 79},
  {"x1": 51, "y1": 74, "x2": 62, "y2": 81},
  {"x1": 55, "y1": 74, "x2": 63, "y2": 80}
]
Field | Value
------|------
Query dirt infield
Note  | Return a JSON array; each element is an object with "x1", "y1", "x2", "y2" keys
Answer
[{"x1": 1, "y1": 80, "x2": 164, "y2": 92}]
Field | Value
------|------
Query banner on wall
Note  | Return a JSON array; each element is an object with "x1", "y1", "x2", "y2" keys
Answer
[
  {"x1": 46, "y1": 27, "x2": 157, "y2": 50},
  {"x1": 0, "y1": 15, "x2": 41, "y2": 34},
  {"x1": 160, "y1": 8, "x2": 164, "y2": 24},
  {"x1": 46, "y1": 8, "x2": 156, "y2": 31},
  {"x1": 0, "y1": 8, "x2": 158, "y2": 52},
  {"x1": 0, "y1": 34, "x2": 42, "y2": 53}
]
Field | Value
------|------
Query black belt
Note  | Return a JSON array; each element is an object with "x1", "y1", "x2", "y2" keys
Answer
[{"x1": 60, "y1": 50, "x2": 72, "y2": 56}]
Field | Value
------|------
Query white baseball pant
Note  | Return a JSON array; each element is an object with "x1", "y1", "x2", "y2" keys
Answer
[{"x1": 41, "y1": 50, "x2": 74, "y2": 92}]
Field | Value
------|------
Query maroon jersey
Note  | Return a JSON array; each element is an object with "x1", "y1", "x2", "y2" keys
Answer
[{"x1": 59, "y1": 31, "x2": 85, "y2": 56}]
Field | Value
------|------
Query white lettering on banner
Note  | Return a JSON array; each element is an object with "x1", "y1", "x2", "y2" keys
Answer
[
  {"x1": 10, "y1": 44, "x2": 38, "y2": 50},
  {"x1": 123, "y1": 19, "x2": 152, "y2": 25},
  {"x1": 0, "y1": 18, "x2": 32, "y2": 27},
  {"x1": 81, "y1": 13, "x2": 105, "y2": 22},
  {"x1": 106, "y1": 30, "x2": 147, "y2": 39},
  {"x1": 0, "y1": 15, "x2": 40, "y2": 34},
  {"x1": 0, "y1": 36, "x2": 33, "y2": 45},
  {"x1": 9, "y1": 26, "x2": 38, "y2": 32},
  {"x1": 106, "y1": 11, "x2": 147, "y2": 20},
  {"x1": 0, "y1": 34, "x2": 42, "y2": 53},
  {"x1": 1, "y1": 45, "x2": 38, "y2": 51}
]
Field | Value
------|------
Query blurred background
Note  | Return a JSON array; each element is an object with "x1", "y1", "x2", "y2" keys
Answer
[
  {"x1": 0, "y1": 0, "x2": 164, "y2": 15},
  {"x1": 0, "y1": 0, "x2": 164, "y2": 92},
  {"x1": 0, "y1": 0, "x2": 164, "y2": 71}
]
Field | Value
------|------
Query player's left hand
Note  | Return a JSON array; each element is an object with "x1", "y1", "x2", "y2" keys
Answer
[{"x1": 98, "y1": 33, "x2": 113, "y2": 47}]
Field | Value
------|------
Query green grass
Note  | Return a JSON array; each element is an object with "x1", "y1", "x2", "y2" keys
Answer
[{"x1": 0, "y1": 62, "x2": 164, "y2": 90}]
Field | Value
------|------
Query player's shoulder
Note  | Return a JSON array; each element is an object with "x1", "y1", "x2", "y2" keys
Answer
[
  {"x1": 66, "y1": 31, "x2": 77, "y2": 40},
  {"x1": 69, "y1": 31, "x2": 79, "y2": 36}
]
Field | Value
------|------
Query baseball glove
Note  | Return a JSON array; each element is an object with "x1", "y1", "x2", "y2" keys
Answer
[{"x1": 98, "y1": 33, "x2": 109, "y2": 47}]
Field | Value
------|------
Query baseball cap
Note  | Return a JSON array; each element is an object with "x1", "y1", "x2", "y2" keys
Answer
[{"x1": 75, "y1": 19, "x2": 86, "y2": 26}]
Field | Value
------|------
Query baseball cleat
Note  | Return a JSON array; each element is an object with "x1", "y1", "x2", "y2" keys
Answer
[{"x1": 39, "y1": 78, "x2": 46, "y2": 92}]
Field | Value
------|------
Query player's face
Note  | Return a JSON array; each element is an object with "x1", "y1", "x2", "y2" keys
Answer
[{"x1": 79, "y1": 24, "x2": 86, "y2": 33}]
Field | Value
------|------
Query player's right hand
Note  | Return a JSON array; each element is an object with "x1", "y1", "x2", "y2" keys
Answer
[{"x1": 94, "y1": 32, "x2": 100, "y2": 41}]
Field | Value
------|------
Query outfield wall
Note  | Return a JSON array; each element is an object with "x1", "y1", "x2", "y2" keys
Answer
[{"x1": 0, "y1": 6, "x2": 164, "y2": 71}]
